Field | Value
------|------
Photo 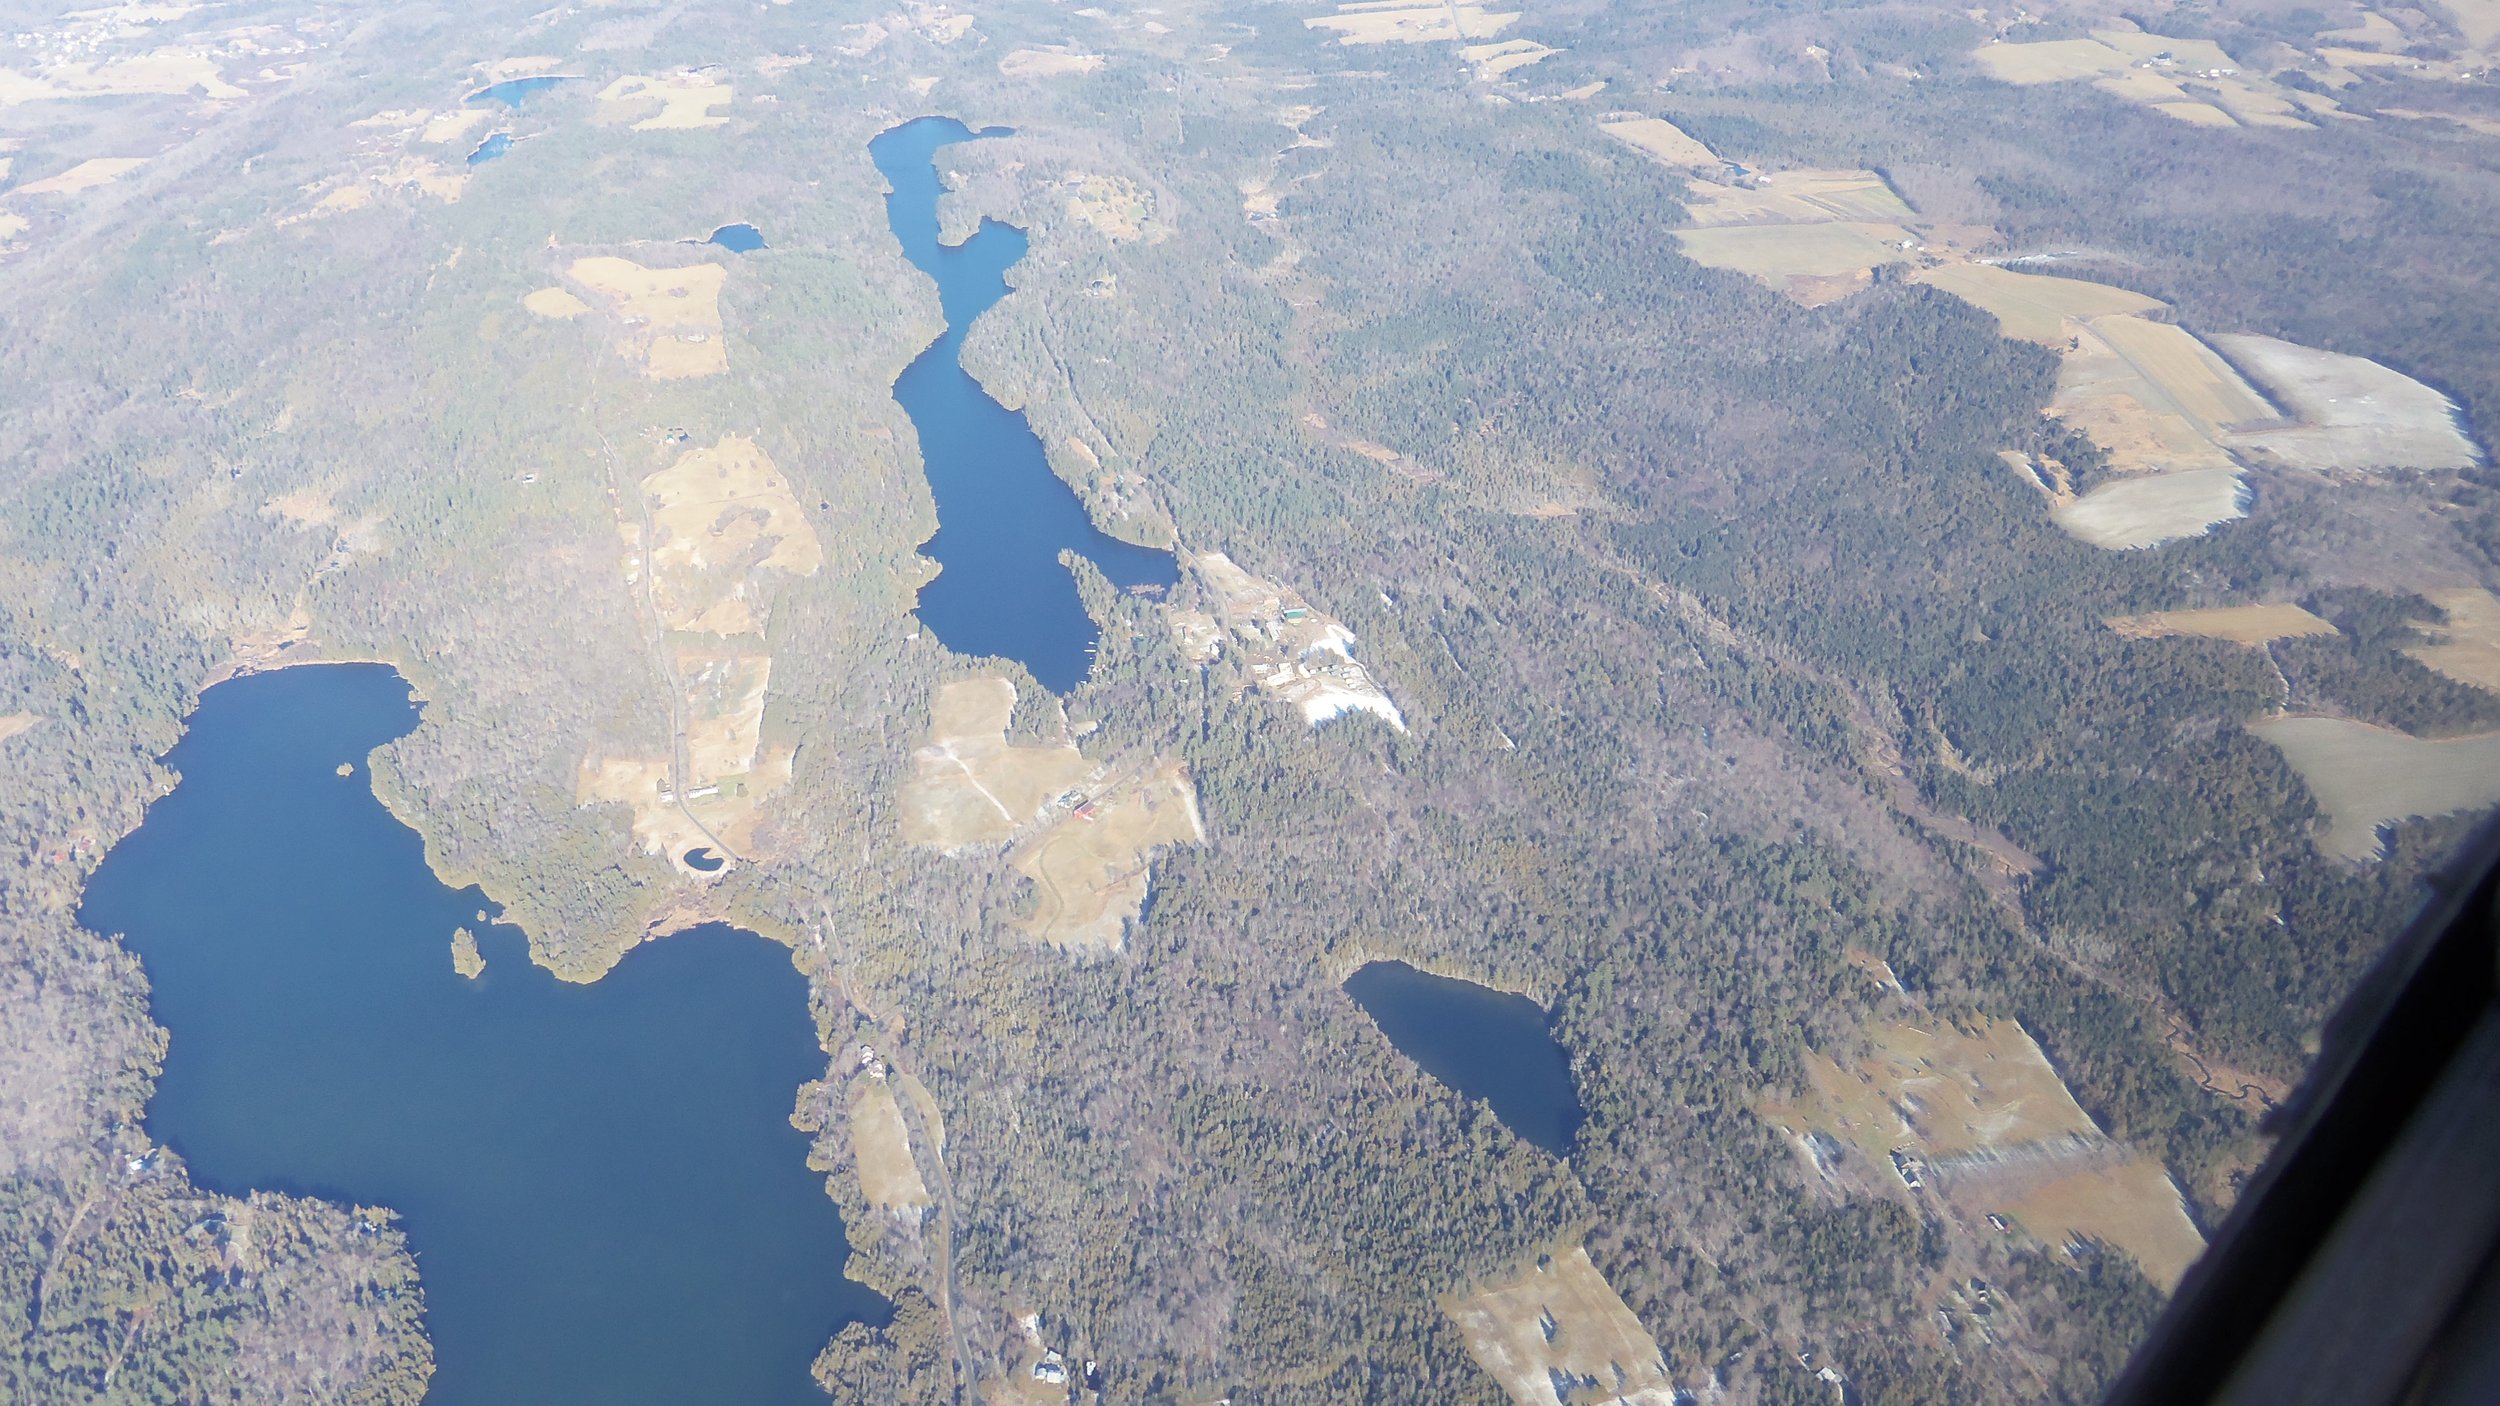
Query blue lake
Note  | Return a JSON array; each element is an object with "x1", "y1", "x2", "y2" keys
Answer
[
  {"x1": 708, "y1": 222, "x2": 767, "y2": 253},
  {"x1": 1343, "y1": 962, "x2": 1584, "y2": 1156},
  {"x1": 466, "y1": 75, "x2": 571, "y2": 110},
  {"x1": 871, "y1": 116, "x2": 1177, "y2": 694},
  {"x1": 79, "y1": 664, "x2": 885, "y2": 1406},
  {"x1": 466, "y1": 132, "x2": 512, "y2": 166}
]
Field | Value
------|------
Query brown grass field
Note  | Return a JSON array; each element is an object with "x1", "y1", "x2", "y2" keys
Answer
[
  {"x1": 1680, "y1": 169, "x2": 1913, "y2": 226},
  {"x1": 1013, "y1": 759, "x2": 1202, "y2": 948},
  {"x1": 1675, "y1": 222, "x2": 1914, "y2": 304},
  {"x1": 1462, "y1": 38, "x2": 1556, "y2": 78},
  {"x1": 1988, "y1": 1158, "x2": 2207, "y2": 1290},
  {"x1": 639, "y1": 435, "x2": 824, "y2": 630},
  {"x1": 2106, "y1": 602, "x2": 2338, "y2": 645},
  {"x1": 1600, "y1": 114, "x2": 1718, "y2": 168},
  {"x1": 1910, "y1": 263, "x2": 2164, "y2": 345},
  {"x1": 2405, "y1": 588, "x2": 2500, "y2": 695},
  {"x1": 1444, "y1": 1245, "x2": 1677, "y2": 1406},
  {"x1": 900, "y1": 679, "x2": 1092, "y2": 851},
  {"x1": 597, "y1": 73, "x2": 732, "y2": 130},
  {"x1": 2051, "y1": 317, "x2": 2269, "y2": 474},
  {"x1": 2252, "y1": 715, "x2": 2500, "y2": 861},
  {"x1": 1972, "y1": 30, "x2": 2339, "y2": 129},
  {"x1": 850, "y1": 1083, "x2": 933, "y2": 1209},
  {"x1": 566, "y1": 255, "x2": 728, "y2": 378},
  {"x1": 0, "y1": 714, "x2": 39, "y2": 744},
  {"x1": 12, "y1": 157, "x2": 147, "y2": 196},
  {"x1": 523, "y1": 286, "x2": 592, "y2": 319}
]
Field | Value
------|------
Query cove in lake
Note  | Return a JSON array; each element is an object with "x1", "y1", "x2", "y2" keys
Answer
[
  {"x1": 707, "y1": 222, "x2": 766, "y2": 253},
  {"x1": 1343, "y1": 962, "x2": 1583, "y2": 1156},
  {"x1": 80, "y1": 665, "x2": 885, "y2": 1406},
  {"x1": 466, "y1": 132, "x2": 512, "y2": 166},
  {"x1": 465, "y1": 75, "x2": 572, "y2": 110},
  {"x1": 871, "y1": 116, "x2": 1176, "y2": 694}
]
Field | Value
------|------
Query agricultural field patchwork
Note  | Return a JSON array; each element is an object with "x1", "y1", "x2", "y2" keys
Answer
[
  {"x1": 565, "y1": 255, "x2": 729, "y2": 379},
  {"x1": 1679, "y1": 168, "x2": 1914, "y2": 227},
  {"x1": 597, "y1": 72, "x2": 732, "y2": 131},
  {"x1": 2253, "y1": 716, "x2": 2500, "y2": 861},
  {"x1": 10, "y1": 157, "x2": 148, "y2": 196},
  {"x1": 900, "y1": 678, "x2": 1091, "y2": 851},
  {"x1": 1765, "y1": 1016, "x2": 2207, "y2": 1289},
  {"x1": 2106, "y1": 603, "x2": 2338, "y2": 645},
  {"x1": 1675, "y1": 221, "x2": 1916, "y2": 305},
  {"x1": 1599, "y1": 114, "x2": 1719, "y2": 169},
  {"x1": 1304, "y1": 0, "x2": 1520, "y2": 45},
  {"x1": 1972, "y1": 27, "x2": 2346, "y2": 129},
  {"x1": 1444, "y1": 1245, "x2": 1678, "y2": 1406},
  {"x1": 1909, "y1": 263, "x2": 2165, "y2": 346}
]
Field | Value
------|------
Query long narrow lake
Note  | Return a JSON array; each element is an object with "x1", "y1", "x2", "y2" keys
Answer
[
  {"x1": 872, "y1": 115, "x2": 1176, "y2": 693},
  {"x1": 79, "y1": 664, "x2": 885, "y2": 1405},
  {"x1": 1344, "y1": 961, "x2": 1584, "y2": 1156}
]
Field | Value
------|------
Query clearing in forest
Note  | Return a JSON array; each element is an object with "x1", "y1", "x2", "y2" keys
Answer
[
  {"x1": 2405, "y1": 588, "x2": 2500, "y2": 695},
  {"x1": 0, "y1": 714, "x2": 39, "y2": 743},
  {"x1": 2106, "y1": 602, "x2": 2338, "y2": 645},
  {"x1": 1011, "y1": 758, "x2": 1202, "y2": 949},
  {"x1": 1304, "y1": 1, "x2": 1520, "y2": 45},
  {"x1": 0, "y1": 50, "x2": 242, "y2": 104},
  {"x1": 2251, "y1": 715, "x2": 2500, "y2": 861},
  {"x1": 1910, "y1": 263, "x2": 2165, "y2": 345},
  {"x1": 1680, "y1": 169, "x2": 1913, "y2": 226},
  {"x1": 1674, "y1": 221, "x2": 1916, "y2": 306},
  {"x1": 998, "y1": 47, "x2": 1106, "y2": 76},
  {"x1": 850, "y1": 1082, "x2": 932, "y2": 1209},
  {"x1": 1599, "y1": 114, "x2": 1718, "y2": 168},
  {"x1": 11, "y1": 157, "x2": 146, "y2": 196},
  {"x1": 523, "y1": 286, "x2": 592, "y2": 318},
  {"x1": 1462, "y1": 38, "x2": 1557, "y2": 78},
  {"x1": 900, "y1": 678, "x2": 1091, "y2": 851},
  {"x1": 2051, "y1": 468, "x2": 2247, "y2": 550},
  {"x1": 1182, "y1": 552, "x2": 1404, "y2": 729},
  {"x1": 565, "y1": 255, "x2": 729, "y2": 378},
  {"x1": 2211, "y1": 335, "x2": 2483, "y2": 473},
  {"x1": 1765, "y1": 1016, "x2": 2207, "y2": 1289},
  {"x1": 2050, "y1": 315, "x2": 2274, "y2": 474},
  {"x1": 1444, "y1": 1245, "x2": 1677, "y2": 1406},
  {"x1": 597, "y1": 73, "x2": 732, "y2": 130}
]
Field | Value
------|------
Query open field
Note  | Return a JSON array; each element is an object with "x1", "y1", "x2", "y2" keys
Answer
[
  {"x1": 2444, "y1": 0, "x2": 2500, "y2": 50},
  {"x1": 597, "y1": 73, "x2": 732, "y2": 130},
  {"x1": 420, "y1": 109, "x2": 496, "y2": 144},
  {"x1": 1187, "y1": 552, "x2": 1405, "y2": 728},
  {"x1": 1600, "y1": 114, "x2": 1717, "y2": 168},
  {"x1": 1972, "y1": 30, "x2": 2339, "y2": 129},
  {"x1": 0, "y1": 210, "x2": 25, "y2": 248},
  {"x1": 2253, "y1": 715, "x2": 2500, "y2": 860},
  {"x1": 1304, "y1": 2, "x2": 1519, "y2": 44},
  {"x1": 2052, "y1": 468, "x2": 2246, "y2": 549},
  {"x1": 2052, "y1": 316, "x2": 2272, "y2": 473},
  {"x1": 674, "y1": 645, "x2": 772, "y2": 780},
  {"x1": 1462, "y1": 38, "x2": 1556, "y2": 78},
  {"x1": 1064, "y1": 172, "x2": 1161, "y2": 243},
  {"x1": 850, "y1": 1083, "x2": 932, "y2": 1209},
  {"x1": 2212, "y1": 334, "x2": 2483, "y2": 473},
  {"x1": 2107, "y1": 602, "x2": 2338, "y2": 645},
  {"x1": 1774, "y1": 1018, "x2": 2099, "y2": 1164},
  {"x1": 0, "y1": 714, "x2": 39, "y2": 744},
  {"x1": 566, "y1": 256, "x2": 728, "y2": 378},
  {"x1": 1991, "y1": 1157, "x2": 2206, "y2": 1289},
  {"x1": 523, "y1": 286, "x2": 591, "y2": 319},
  {"x1": 901, "y1": 678, "x2": 1091, "y2": 851},
  {"x1": 1675, "y1": 222, "x2": 1915, "y2": 305},
  {"x1": 1013, "y1": 759, "x2": 1202, "y2": 948},
  {"x1": 0, "y1": 50, "x2": 242, "y2": 104},
  {"x1": 1444, "y1": 1245, "x2": 1677, "y2": 1406},
  {"x1": 639, "y1": 434, "x2": 824, "y2": 632},
  {"x1": 1912, "y1": 263, "x2": 2164, "y2": 345},
  {"x1": 2406, "y1": 588, "x2": 2500, "y2": 695},
  {"x1": 998, "y1": 47, "x2": 1105, "y2": 77},
  {"x1": 1680, "y1": 169, "x2": 1913, "y2": 226},
  {"x1": 12, "y1": 157, "x2": 147, "y2": 196}
]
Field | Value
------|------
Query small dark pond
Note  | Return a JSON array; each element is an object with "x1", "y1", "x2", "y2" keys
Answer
[
  {"x1": 466, "y1": 132, "x2": 512, "y2": 166},
  {"x1": 466, "y1": 75, "x2": 572, "y2": 110},
  {"x1": 870, "y1": 115, "x2": 1177, "y2": 694},
  {"x1": 707, "y1": 222, "x2": 766, "y2": 253},
  {"x1": 1343, "y1": 961, "x2": 1583, "y2": 1156},
  {"x1": 683, "y1": 846, "x2": 725, "y2": 872},
  {"x1": 79, "y1": 664, "x2": 885, "y2": 1405}
]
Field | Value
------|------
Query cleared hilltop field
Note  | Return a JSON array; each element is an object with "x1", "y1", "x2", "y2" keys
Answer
[
  {"x1": 565, "y1": 254, "x2": 730, "y2": 379},
  {"x1": 1911, "y1": 263, "x2": 2165, "y2": 345},
  {"x1": 900, "y1": 678, "x2": 1090, "y2": 851},
  {"x1": 2406, "y1": 588, "x2": 2500, "y2": 695},
  {"x1": 2108, "y1": 603, "x2": 2338, "y2": 645},
  {"x1": 2253, "y1": 716, "x2": 2500, "y2": 861},
  {"x1": 1445, "y1": 1245, "x2": 1678, "y2": 1406}
]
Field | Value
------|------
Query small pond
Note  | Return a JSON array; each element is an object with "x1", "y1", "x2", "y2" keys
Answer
[
  {"x1": 466, "y1": 75, "x2": 572, "y2": 110},
  {"x1": 707, "y1": 222, "x2": 766, "y2": 253},
  {"x1": 1343, "y1": 961, "x2": 1584, "y2": 1156}
]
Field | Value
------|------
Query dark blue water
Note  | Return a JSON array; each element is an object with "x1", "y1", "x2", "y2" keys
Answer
[
  {"x1": 683, "y1": 846, "x2": 725, "y2": 872},
  {"x1": 871, "y1": 116, "x2": 1177, "y2": 694},
  {"x1": 708, "y1": 222, "x2": 766, "y2": 253},
  {"x1": 466, "y1": 75, "x2": 571, "y2": 109},
  {"x1": 466, "y1": 132, "x2": 512, "y2": 166},
  {"x1": 1343, "y1": 962, "x2": 1583, "y2": 1156},
  {"x1": 80, "y1": 665, "x2": 885, "y2": 1406}
]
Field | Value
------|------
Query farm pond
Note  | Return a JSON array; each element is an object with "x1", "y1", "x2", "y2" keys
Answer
[{"x1": 80, "y1": 663, "x2": 887, "y2": 1406}]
